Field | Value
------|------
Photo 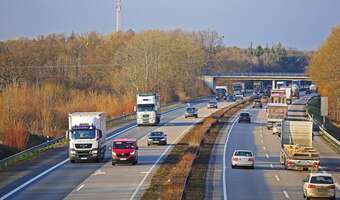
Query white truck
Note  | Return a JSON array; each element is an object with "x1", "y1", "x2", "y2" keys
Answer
[
  {"x1": 232, "y1": 82, "x2": 245, "y2": 96},
  {"x1": 215, "y1": 86, "x2": 228, "y2": 100},
  {"x1": 136, "y1": 93, "x2": 161, "y2": 125},
  {"x1": 280, "y1": 120, "x2": 320, "y2": 171},
  {"x1": 266, "y1": 103, "x2": 288, "y2": 129},
  {"x1": 67, "y1": 112, "x2": 107, "y2": 163},
  {"x1": 291, "y1": 84, "x2": 300, "y2": 99}
]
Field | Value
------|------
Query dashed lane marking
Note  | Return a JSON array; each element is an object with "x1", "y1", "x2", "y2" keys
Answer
[
  {"x1": 275, "y1": 175, "x2": 280, "y2": 182},
  {"x1": 283, "y1": 190, "x2": 290, "y2": 199},
  {"x1": 76, "y1": 184, "x2": 85, "y2": 191},
  {"x1": 265, "y1": 153, "x2": 269, "y2": 158}
]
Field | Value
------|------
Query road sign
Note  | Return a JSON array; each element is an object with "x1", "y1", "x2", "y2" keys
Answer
[{"x1": 321, "y1": 97, "x2": 328, "y2": 117}]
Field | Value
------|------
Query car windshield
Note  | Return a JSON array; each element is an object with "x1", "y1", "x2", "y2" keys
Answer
[
  {"x1": 240, "y1": 113, "x2": 249, "y2": 117},
  {"x1": 71, "y1": 130, "x2": 96, "y2": 139},
  {"x1": 112, "y1": 141, "x2": 136, "y2": 149},
  {"x1": 187, "y1": 108, "x2": 195, "y2": 112},
  {"x1": 209, "y1": 101, "x2": 216, "y2": 104},
  {"x1": 235, "y1": 151, "x2": 253, "y2": 157},
  {"x1": 150, "y1": 132, "x2": 163, "y2": 137},
  {"x1": 310, "y1": 176, "x2": 334, "y2": 184},
  {"x1": 137, "y1": 104, "x2": 155, "y2": 112}
]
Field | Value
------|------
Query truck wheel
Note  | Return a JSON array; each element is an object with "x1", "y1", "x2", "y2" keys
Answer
[
  {"x1": 112, "y1": 162, "x2": 116, "y2": 166},
  {"x1": 132, "y1": 160, "x2": 138, "y2": 165},
  {"x1": 70, "y1": 159, "x2": 75, "y2": 163}
]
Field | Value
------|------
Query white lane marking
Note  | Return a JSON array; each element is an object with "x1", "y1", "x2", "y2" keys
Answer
[
  {"x1": 93, "y1": 169, "x2": 106, "y2": 176},
  {"x1": 0, "y1": 105, "x2": 190, "y2": 200},
  {"x1": 129, "y1": 122, "x2": 199, "y2": 200},
  {"x1": 260, "y1": 139, "x2": 264, "y2": 144},
  {"x1": 139, "y1": 171, "x2": 149, "y2": 174},
  {"x1": 223, "y1": 116, "x2": 239, "y2": 200},
  {"x1": 270, "y1": 164, "x2": 274, "y2": 169},
  {"x1": 283, "y1": 190, "x2": 290, "y2": 199},
  {"x1": 335, "y1": 182, "x2": 340, "y2": 191},
  {"x1": 275, "y1": 175, "x2": 280, "y2": 182},
  {"x1": 265, "y1": 153, "x2": 269, "y2": 158},
  {"x1": 262, "y1": 146, "x2": 266, "y2": 150},
  {"x1": 76, "y1": 184, "x2": 85, "y2": 191},
  {"x1": 0, "y1": 159, "x2": 69, "y2": 200}
]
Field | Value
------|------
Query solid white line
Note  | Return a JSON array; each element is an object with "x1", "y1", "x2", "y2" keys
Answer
[
  {"x1": 270, "y1": 164, "x2": 274, "y2": 169},
  {"x1": 223, "y1": 116, "x2": 239, "y2": 200},
  {"x1": 0, "y1": 105, "x2": 188, "y2": 200},
  {"x1": 76, "y1": 184, "x2": 85, "y2": 191},
  {"x1": 265, "y1": 153, "x2": 269, "y2": 158},
  {"x1": 283, "y1": 190, "x2": 290, "y2": 199},
  {"x1": 129, "y1": 123, "x2": 196, "y2": 200},
  {"x1": 275, "y1": 175, "x2": 280, "y2": 182},
  {"x1": 0, "y1": 159, "x2": 69, "y2": 200},
  {"x1": 262, "y1": 146, "x2": 266, "y2": 150}
]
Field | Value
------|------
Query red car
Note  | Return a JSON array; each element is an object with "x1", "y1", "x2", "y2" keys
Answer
[{"x1": 112, "y1": 138, "x2": 138, "y2": 165}]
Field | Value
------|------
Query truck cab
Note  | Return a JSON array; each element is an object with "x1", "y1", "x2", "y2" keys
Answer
[
  {"x1": 68, "y1": 112, "x2": 106, "y2": 163},
  {"x1": 136, "y1": 93, "x2": 161, "y2": 125},
  {"x1": 112, "y1": 138, "x2": 138, "y2": 165}
]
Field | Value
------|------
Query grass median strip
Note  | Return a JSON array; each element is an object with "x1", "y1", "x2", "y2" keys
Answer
[{"x1": 141, "y1": 100, "x2": 251, "y2": 200}]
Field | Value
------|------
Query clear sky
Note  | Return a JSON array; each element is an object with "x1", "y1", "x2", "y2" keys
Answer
[{"x1": 0, "y1": 0, "x2": 339, "y2": 50}]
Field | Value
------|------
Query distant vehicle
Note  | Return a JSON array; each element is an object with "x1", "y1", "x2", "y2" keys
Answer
[
  {"x1": 215, "y1": 86, "x2": 228, "y2": 101},
  {"x1": 207, "y1": 101, "x2": 218, "y2": 109},
  {"x1": 239, "y1": 112, "x2": 251, "y2": 123},
  {"x1": 266, "y1": 103, "x2": 288, "y2": 129},
  {"x1": 292, "y1": 84, "x2": 300, "y2": 99},
  {"x1": 185, "y1": 107, "x2": 198, "y2": 118},
  {"x1": 252, "y1": 100, "x2": 262, "y2": 108},
  {"x1": 309, "y1": 84, "x2": 318, "y2": 93},
  {"x1": 232, "y1": 82, "x2": 245, "y2": 96},
  {"x1": 272, "y1": 121, "x2": 282, "y2": 136},
  {"x1": 235, "y1": 94, "x2": 244, "y2": 101},
  {"x1": 260, "y1": 96, "x2": 269, "y2": 104},
  {"x1": 231, "y1": 150, "x2": 255, "y2": 169},
  {"x1": 136, "y1": 93, "x2": 161, "y2": 126},
  {"x1": 226, "y1": 95, "x2": 236, "y2": 102},
  {"x1": 112, "y1": 138, "x2": 138, "y2": 165},
  {"x1": 303, "y1": 173, "x2": 335, "y2": 200},
  {"x1": 67, "y1": 112, "x2": 106, "y2": 163},
  {"x1": 147, "y1": 131, "x2": 167, "y2": 146}
]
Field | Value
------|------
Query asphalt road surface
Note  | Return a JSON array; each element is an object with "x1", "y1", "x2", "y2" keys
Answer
[{"x1": 205, "y1": 96, "x2": 340, "y2": 200}]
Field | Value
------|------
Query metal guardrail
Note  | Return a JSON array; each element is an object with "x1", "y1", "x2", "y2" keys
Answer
[
  {"x1": 0, "y1": 136, "x2": 66, "y2": 169},
  {"x1": 306, "y1": 96, "x2": 340, "y2": 149},
  {"x1": 0, "y1": 95, "x2": 211, "y2": 170}
]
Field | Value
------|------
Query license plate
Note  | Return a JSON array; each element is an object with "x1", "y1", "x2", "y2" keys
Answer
[
  {"x1": 153, "y1": 141, "x2": 159, "y2": 143},
  {"x1": 120, "y1": 158, "x2": 127, "y2": 161},
  {"x1": 80, "y1": 157, "x2": 87, "y2": 160}
]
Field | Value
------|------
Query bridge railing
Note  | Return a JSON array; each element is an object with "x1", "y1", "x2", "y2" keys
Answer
[{"x1": 203, "y1": 72, "x2": 309, "y2": 77}]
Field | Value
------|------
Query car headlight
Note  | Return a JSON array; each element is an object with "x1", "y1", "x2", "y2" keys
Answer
[
  {"x1": 130, "y1": 151, "x2": 135, "y2": 155},
  {"x1": 112, "y1": 151, "x2": 117, "y2": 156},
  {"x1": 92, "y1": 150, "x2": 98, "y2": 154},
  {"x1": 70, "y1": 149, "x2": 76, "y2": 154},
  {"x1": 161, "y1": 138, "x2": 166, "y2": 141},
  {"x1": 148, "y1": 138, "x2": 152, "y2": 141}
]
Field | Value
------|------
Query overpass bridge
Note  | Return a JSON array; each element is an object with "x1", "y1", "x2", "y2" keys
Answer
[{"x1": 202, "y1": 72, "x2": 311, "y2": 91}]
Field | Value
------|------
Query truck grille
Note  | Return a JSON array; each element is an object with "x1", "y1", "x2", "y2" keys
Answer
[
  {"x1": 143, "y1": 114, "x2": 149, "y2": 118},
  {"x1": 75, "y1": 144, "x2": 92, "y2": 149},
  {"x1": 77, "y1": 150, "x2": 91, "y2": 157}
]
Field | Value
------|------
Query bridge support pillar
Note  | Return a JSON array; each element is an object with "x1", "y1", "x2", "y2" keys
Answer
[
  {"x1": 272, "y1": 80, "x2": 276, "y2": 89},
  {"x1": 202, "y1": 76, "x2": 216, "y2": 92}
]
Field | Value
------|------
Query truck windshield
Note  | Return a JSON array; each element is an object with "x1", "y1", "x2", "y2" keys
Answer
[
  {"x1": 137, "y1": 104, "x2": 155, "y2": 112},
  {"x1": 113, "y1": 141, "x2": 136, "y2": 149},
  {"x1": 71, "y1": 130, "x2": 96, "y2": 139}
]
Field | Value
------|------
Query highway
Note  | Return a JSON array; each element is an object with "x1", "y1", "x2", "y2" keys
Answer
[
  {"x1": 205, "y1": 96, "x2": 340, "y2": 200},
  {"x1": 0, "y1": 98, "x2": 233, "y2": 200}
]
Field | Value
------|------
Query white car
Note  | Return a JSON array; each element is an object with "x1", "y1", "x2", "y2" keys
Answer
[
  {"x1": 231, "y1": 150, "x2": 255, "y2": 169},
  {"x1": 303, "y1": 173, "x2": 336, "y2": 200}
]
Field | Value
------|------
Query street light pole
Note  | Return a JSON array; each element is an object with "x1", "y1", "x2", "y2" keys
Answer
[{"x1": 115, "y1": 0, "x2": 122, "y2": 32}]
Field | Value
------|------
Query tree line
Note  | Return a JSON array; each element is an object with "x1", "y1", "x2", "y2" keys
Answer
[{"x1": 309, "y1": 26, "x2": 340, "y2": 126}]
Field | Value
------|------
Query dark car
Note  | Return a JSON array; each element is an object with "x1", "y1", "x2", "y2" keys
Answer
[
  {"x1": 147, "y1": 131, "x2": 167, "y2": 145},
  {"x1": 252, "y1": 100, "x2": 263, "y2": 108},
  {"x1": 226, "y1": 95, "x2": 236, "y2": 102},
  {"x1": 185, "y1": 107, "x2": 198, "y2": 118},
  {"x1": 239, "y1": 112, "x2": 251, "y2": 123}
]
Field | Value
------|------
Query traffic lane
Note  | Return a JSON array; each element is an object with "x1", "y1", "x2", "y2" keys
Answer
[
  {"x1": 225, "y1": 107, "x2": 274, "y2": 200},
  {"x1": 4, "y1": 103, "x2": 208, "y2": 200},
  {"x1": 65, "y1": 101, "x2": 234, "y2": 200}
]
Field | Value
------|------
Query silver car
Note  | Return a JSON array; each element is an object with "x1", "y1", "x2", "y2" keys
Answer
[
  {"x1": 207, "y1": 101, "x2": 218, "y2": 109},
  {"x1": 231, "y1": 150, "x2": 255, "y2": 169},
  {"x1": 185, "y1": 107, "x2": 198, "y2": 118},
  {"x1": 303, "y1": 173, "x2": 336, "y2": 200}
]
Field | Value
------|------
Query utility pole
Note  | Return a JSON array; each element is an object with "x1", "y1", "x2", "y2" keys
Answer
[{"x1": 115, "y1": 0, "x2": 122, "y2": 32}]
